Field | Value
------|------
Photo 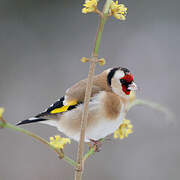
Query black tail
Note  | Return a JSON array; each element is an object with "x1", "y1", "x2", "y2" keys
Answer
[{"x1": 16, "y1": 117, "x2": 47, "y2": 126}]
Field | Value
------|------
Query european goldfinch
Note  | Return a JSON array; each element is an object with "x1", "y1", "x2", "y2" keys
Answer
[{"x1": 17, "y1": 67, "x2": 137, "y2": 142}]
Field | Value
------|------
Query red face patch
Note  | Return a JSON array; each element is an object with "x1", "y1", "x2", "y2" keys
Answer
[
  {"x1": 120, "y1": 73, "x2": 134, "y2": 95},
  {"x1": 123, "y1": 74, "x2": 134, "y2": 83},
  {"x1": 122, "y1": 85, "x2": 130, "y2": 95}
]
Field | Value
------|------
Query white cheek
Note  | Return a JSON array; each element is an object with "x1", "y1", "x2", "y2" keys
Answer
[
  {"x1": 111, "y1": 79, "x2": 121, "y2": 93},
  {"x1": 111, "y1": 79, "x2": 128, "y2": 97},
  {"x1": 114, "y1": 70, "x2": 125, "y2": 80}
]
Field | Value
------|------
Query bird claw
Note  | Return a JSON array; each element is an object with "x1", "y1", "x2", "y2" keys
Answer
[{"x1": 89, "y1": 139, "x2": 103, "y2": 152}]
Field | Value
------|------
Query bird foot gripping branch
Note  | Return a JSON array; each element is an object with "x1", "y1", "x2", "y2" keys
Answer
[{"x1": 89, "y1": 139, "x2": 104, "y2": 152}]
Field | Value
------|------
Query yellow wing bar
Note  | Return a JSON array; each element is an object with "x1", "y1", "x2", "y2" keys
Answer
[{"x1": 50, "y1": 100, "x2": 77, "y2": 114}]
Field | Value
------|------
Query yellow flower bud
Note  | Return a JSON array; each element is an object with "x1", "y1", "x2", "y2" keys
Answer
[
  {"x1": 82, "y1": 0, "x2": 98, "y2": 14},
  {"x1": 113, "y1": 118, "x2": 133, "y2": 140},
  {"x1": 82, "y1": 8, "x2": 88, "y2": 14},
  {"x1": 110, "y1": 1, "x2": 127, "y2": 20},
  {"x1": 49, "y1": 135, "x2": 71, "y2": 149},
  {"x1": 0, "y1": 108, "x2": 4, "y2": 118},
  {"x1": 81, "y1": 57, "x2": 89, "y2": 63},
  {"x1": 98, "y1": 58, "x2": 106, "y2": 66}
]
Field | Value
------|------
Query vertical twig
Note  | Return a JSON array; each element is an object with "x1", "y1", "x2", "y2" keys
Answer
[
  {"x1": 74, "y1": 1, "x2": 112, "y2": 180},
  {"x1": 74, "y1": 59, "x2": 97, "y2": 180}
]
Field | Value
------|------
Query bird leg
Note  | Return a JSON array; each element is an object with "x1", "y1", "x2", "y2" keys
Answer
[
  {"x1": 87, "y1": 142, "x2": 92, "y2": 150},
  {"x1": 89, "y1": 139, "x2": 103, "y2": 152}
]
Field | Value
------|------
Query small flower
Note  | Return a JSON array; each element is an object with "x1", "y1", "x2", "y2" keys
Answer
[
  {"x1": 129, "y1": 91, "x2": 136, "y2": 104},
  {"x1": 0, "y1": 107, "x2": 4, "y2": 118},
  {"x1": 49, "y1": 135, "x2": 71, "y2": 149},
  {"x1": 82, "y1": 0, "x2": 98, "y2": 14},
  {"x1": 81, "y1": 57, "x2": 89, "y2": 63},
  {"x1": 110, "y1": 1, "x2": 127, "y2": 20},
  {"x1": 98, "y1": 58, "x2": 106, "y2": 66},
  {"x1": 113, "y1": 119, "x2": 133, "y2": 139}
]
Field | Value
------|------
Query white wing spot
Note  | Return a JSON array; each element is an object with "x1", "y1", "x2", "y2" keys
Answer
[{"x1": 29, "y1": 117, "x2": 38, "y2": 120}]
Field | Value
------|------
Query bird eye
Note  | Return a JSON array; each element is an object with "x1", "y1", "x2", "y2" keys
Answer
[{"x1": 120, "y1": 79, "x2": 126, "y2": 84}]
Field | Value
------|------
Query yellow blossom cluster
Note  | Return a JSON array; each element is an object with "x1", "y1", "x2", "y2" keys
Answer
[
  {"x1": 81, "y1": 0, "x2": 127, "y2": 21},
  {"x1": 49, "y1": 135, "x2": 71, "y2": 149},
  {"x1": 114, "y1": 119, "x2": 133, "y2": 139},
  {"x1": 110, "y1": 1, "x2": 127, "y2": 20},
  {"x1": 0, "y1": 108, "x2": 4, "y2": 118},
  {"x1": 82, "y1": 0, "x2": 98, "y2": 14}
]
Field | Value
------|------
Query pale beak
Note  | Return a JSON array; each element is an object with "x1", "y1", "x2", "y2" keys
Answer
[{"x1": 128, "y1": 82, "x2": 138, "y2": 91}]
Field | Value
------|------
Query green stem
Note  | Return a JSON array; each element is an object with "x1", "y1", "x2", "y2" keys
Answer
[
  {"x1": 83, "y1": 147, "x2": 94, "y2": 162},
  {"x1": 64, "y1": 155, "x2": 77, "y2": 167},
  {"x1": 93, "y1": 18, "x2": 106, "y2": 56},
  {"x1": 93, "y1": 0, "x2": 112, "y2": 56},
  {"x1": 103, "y1": 0, "x2": 112, "y2": 15},
  {"x1": 128, "y1": 99, "x2": 174, "y2": 120},
  {"x1": 0, "y1": 121, "x2": 76, "y2": 167}
]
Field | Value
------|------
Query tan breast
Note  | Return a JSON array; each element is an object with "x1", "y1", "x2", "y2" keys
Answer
[{"x1": 102, "y1": 92, "x2": 126, "y2": 120}]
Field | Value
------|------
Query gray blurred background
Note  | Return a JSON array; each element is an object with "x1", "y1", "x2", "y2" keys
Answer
[{"x1": 0, "y1": 0, "x2": 179, "y2": 180}]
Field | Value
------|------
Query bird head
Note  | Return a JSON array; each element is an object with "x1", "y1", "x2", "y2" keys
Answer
[{"x1": 107, "y1": 67, "x2": 137, "y2": 96}]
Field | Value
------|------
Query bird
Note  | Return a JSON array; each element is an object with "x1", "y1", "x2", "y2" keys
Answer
[{"x1": 17, "y1": 67, "x2": 137, "y2": 143}]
